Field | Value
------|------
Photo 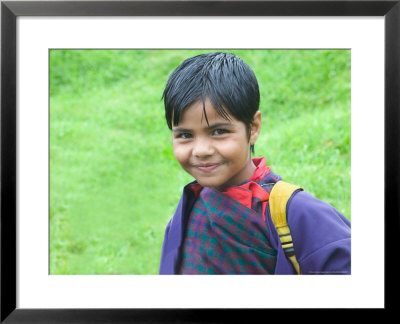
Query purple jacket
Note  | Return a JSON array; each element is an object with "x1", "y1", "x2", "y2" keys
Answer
[{"x1": 159, "y1": 183, "x2": 351, "y2": 275}]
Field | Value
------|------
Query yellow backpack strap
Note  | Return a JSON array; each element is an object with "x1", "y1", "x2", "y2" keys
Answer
[{"x1": 269, "y1": 181, "x2": 303, "y2": 274}]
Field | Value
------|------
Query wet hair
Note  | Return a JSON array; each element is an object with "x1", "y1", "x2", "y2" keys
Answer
[{"x1": 162, "y1": 52, "x2": 260, "y2": 153}]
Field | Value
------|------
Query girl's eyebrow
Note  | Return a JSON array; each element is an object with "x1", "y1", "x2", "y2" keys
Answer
[
  {"x1": 172, "y1": 127, "x2": 191, "y2": 133},
  {"x1": 206, "y1": 122, "x2": 234, "y2": 130},
  {"x1": 172, "y1": 122, "x2": 234, "y2": 133}
]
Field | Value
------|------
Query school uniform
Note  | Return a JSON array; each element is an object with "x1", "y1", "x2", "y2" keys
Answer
[{"x1": 159, "y1": 158, "x2": 351, "y2": 275}]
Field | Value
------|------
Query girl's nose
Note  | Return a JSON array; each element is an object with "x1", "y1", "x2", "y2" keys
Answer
[{"x1": 192, "y1": 138, "x2": 214, "y2": 157}]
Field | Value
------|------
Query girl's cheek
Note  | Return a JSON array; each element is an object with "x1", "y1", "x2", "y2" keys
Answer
[{"x1": 173, "y1": 146, "x2": 189, "y2": 163}]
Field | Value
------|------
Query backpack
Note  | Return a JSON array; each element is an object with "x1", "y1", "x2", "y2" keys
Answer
[{"x1": 269, "y1": 181, "x2": 303, "y2": 274}]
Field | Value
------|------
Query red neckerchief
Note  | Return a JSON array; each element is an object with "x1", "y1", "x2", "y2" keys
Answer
[{"x1": 189, "y1": 157, "x2": 272, "y2": 221}]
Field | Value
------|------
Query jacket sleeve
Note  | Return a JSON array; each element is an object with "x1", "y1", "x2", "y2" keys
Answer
[
  {"x1": 287, "y1": 191, "x2": 351, "y2": 274},
  {"x1": 159, "y1": 218, "x2": 173, "y2": 274},
  {"x1": 159, "y1": 189, "x2": 193, "y2": 275}
]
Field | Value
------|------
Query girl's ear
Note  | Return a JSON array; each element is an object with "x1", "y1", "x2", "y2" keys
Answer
[{"x1": 250, "y1": 110, "x2": 262, "y2": 145}]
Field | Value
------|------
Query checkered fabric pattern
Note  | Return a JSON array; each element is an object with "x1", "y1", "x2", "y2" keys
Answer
[{"x1": 179, "y1": 170, "x2": 281, "y2": 274}]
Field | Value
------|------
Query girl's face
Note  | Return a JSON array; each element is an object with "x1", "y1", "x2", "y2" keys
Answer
[{"x1": 172, "y1": 98, "x2": 261, "y2": 188}]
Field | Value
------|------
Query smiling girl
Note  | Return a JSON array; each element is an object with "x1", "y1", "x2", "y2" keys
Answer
[{"x1": 159, "y1": 52, "x2": 351, "y2": 275}]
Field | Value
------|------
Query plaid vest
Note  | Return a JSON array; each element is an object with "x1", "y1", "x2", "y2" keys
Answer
[{"x1": 179, "y1": 167, "x2": 281, "y2": 274}]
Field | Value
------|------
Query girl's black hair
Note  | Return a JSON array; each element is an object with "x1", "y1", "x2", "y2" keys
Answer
[{"x1": 162, "y1": 52, "x2": 260, "y2": 153}]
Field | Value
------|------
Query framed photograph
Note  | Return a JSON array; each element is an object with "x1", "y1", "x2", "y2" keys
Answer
[{"x1": 1, "y1": 0, "x2": 398, "y2": 321}]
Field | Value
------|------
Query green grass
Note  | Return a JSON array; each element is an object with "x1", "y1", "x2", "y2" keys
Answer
[{"x1": 49, "y1": 49, "x2": 351, "y2": 274}]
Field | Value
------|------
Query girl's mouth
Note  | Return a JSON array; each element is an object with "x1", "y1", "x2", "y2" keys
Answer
[{"x1": 194, "y1": 163, "x2": 221, "y2": 173}]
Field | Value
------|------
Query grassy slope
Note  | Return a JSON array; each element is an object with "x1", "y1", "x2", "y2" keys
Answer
[{"x1": 50, "y1": 49, "x2": 351, "y2": 274}]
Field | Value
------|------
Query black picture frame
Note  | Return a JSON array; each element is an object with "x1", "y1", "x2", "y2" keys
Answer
[{"x1": 1, "y1": 0, "x2": 398, "y2": 321}]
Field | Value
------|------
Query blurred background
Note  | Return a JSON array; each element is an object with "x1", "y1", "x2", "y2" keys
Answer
[{"x1": 50, "y1": 49, "x2": 351, "y2": 275}]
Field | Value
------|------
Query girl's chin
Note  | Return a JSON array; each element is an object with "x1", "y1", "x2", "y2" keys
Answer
[
  {"x1": 194, "y1": 178, "x2": 224, "y2": 188},
  {"x1": 195, "y1": 177, "x2": 235, "y2": 189}
]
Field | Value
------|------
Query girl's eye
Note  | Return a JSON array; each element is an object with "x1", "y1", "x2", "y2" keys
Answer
[
  {"x1": 212, "y1": 129, "x2": 228, "y2": 136},
  {"x1": 176, "y1": 133, "x2": 193, "y2": 139}
]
